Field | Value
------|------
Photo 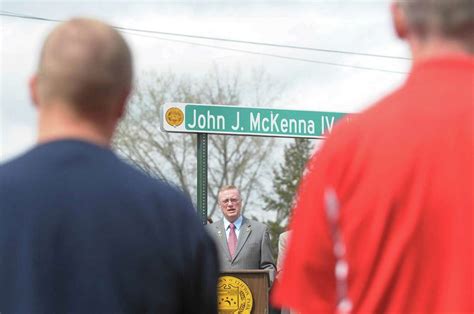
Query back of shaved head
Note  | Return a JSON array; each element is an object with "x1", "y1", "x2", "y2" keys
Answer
[{"x1": 36, "y1": 18, "x2": 133, "y2": 112}]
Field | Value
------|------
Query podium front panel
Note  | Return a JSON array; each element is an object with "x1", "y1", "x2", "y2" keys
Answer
[{"x1": 218, "y1": 270, "x2": 270, "y2": 314}]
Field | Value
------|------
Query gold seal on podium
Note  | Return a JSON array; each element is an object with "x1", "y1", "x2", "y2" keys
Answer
[
  {"x1": 217, "y1": 276, "x2": 253, "y2": 314},
  {"x1": 165, "y1": 107, "x2": 184, "y2": 127}
]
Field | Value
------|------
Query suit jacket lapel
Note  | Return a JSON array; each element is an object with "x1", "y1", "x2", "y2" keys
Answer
[
  {"x1": 233, "y1": 217, "x2": 252, "y2": 261},
  {"x1": 215, "y1": 220, "x2": 232, "y2": 261}
]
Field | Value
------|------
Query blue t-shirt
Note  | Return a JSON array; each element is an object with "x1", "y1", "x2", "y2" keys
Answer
[{"x1": 0, "y1": 139, "x2": 218, "y2": 313}]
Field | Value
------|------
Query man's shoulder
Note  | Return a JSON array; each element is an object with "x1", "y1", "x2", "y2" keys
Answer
[
  {"x1": 206, "y1": 219, "x2": 223, "y2": 230},
  {"x1": 242, "y1": 217, "x2": 263, "y2": 225},
  {"x1": 242, "y1": 217, "x2": 268, "y2": 232},
  {"x1": 205, "y1": 217, "x2": 269, "y2": 231},
  {"x1": 0, "y1": 140, "x2": 188, "y2": 209},
  {"x1": 329, "y1": 89, "x2": 402, "y2": 139},
  {"x1": 0, "y1": 145, "x2": 38, "y2": 176},
  {"x1": 114, "y1": 157, "x2": 164, "y2": 190},
  {"x1": 313, "y1": 86, "x2": 407, "y2": 165},
  {"x1": 205, "y1": 220, "x2": 224, "y2": 240}
]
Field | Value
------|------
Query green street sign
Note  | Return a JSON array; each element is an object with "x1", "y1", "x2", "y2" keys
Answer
[{"x1": 161, "y1": 103, "x2": 349, "y2": 138}]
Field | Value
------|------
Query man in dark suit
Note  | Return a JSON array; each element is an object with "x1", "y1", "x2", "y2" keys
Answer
[
  {"x1": 206, "y1": 185, "x2": 276, "y2": 283},
  {"x1": 0, "y1": 18, "x2": 219, "y2": 313}
]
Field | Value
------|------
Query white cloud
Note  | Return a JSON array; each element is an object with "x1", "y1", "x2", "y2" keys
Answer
[{"x1": 1, "y1": 0, "x2": 410, "y2": 162}]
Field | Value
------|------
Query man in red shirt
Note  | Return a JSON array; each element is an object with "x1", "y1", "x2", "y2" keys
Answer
[{"x1": 272, "y1": 0, "x2": 473, "y2": 313}]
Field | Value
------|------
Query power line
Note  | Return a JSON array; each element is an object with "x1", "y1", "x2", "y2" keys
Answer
[
  {"x1": 122, "y1": 30, "x2": 407, "y2": 74},
  {"x1": 1, "y1": 10, "x2": 407, "y2": 74},
  {"x1": 116, "y1": 27, "x2": 410, "y2": 61},
  {"x1": 0, "y1": 10, "x2": 410, "y2": 60},
  {"x1": 1, "y1": 11, "x2": 407, "y2": 74}
]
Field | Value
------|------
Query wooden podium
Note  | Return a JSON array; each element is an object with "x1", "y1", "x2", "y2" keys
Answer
[{"x1": 218, "y1": 269, "x2": 270, "y2": 314}]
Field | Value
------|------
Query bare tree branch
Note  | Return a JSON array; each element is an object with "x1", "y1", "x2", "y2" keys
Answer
[{"x1": 112, "y1": 67, "x2": 282, "y2": 220}]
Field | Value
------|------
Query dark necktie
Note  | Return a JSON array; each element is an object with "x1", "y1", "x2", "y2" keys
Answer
[{"x1": 228, "y1": 223, "x2": 238, "y2": 258}]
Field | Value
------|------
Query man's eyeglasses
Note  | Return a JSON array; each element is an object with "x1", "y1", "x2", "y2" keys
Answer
[{"x1": 221, "y1": 198, "x2": 240, "y2": 204}]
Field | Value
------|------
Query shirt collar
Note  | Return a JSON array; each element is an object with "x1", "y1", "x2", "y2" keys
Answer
[{"x1": 224, "y1": 215, "x2": 243, "y2": 231}]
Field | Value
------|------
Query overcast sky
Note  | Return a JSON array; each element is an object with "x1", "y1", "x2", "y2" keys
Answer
[{"x1": 0, "y1": 0, "x2": 411, "y2": 162}]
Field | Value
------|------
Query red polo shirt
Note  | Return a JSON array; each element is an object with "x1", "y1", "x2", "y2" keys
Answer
[{"x1": 272, "y1": 55, "x2": 474, "y2": 313}]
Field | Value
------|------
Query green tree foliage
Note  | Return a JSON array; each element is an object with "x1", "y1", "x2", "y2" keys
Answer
[{"x1": 264, "y1": 138, "x2": 314, "y2": 258}]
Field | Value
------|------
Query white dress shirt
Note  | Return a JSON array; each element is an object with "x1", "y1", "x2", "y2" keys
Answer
[{"x1": 223, "y1": 215, "x2": 243, "y2": 239}]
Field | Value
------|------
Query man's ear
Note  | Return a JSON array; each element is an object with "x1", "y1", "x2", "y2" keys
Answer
[
  {"x1": 116, "y1": 86, "x2": 131, "y2": 119},
  {"x1": 29, "y1": 75, "x2": 40, "y2": 109},
  {"x1": 391, "y1": 1, "x2": 408, "y2": 39}
]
